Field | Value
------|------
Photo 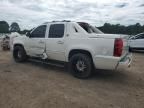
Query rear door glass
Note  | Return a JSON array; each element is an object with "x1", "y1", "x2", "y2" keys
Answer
[{"x1": 49, "y1": 24, "x2": 64, "y2": 38}]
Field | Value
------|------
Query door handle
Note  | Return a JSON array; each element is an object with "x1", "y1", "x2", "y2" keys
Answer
[{"x1": 57, "y1": 41, "x2": 64, "y2": 44}]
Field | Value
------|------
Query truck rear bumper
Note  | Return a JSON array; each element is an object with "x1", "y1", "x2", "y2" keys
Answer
[
  {"x1": 93, "y1": 53, "x2": 132, "y2": 70},
  {"x1": 93, "y1": 55, "x2": 119, "y2": 70},
  {"x1": 116, "y1": 53, "x2": 132, "y2": 70}
]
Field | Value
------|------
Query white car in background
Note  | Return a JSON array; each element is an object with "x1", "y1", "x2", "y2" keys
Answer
[
  {"x1": 0, "y1": 32, "x2": 21, "y2": 50},
  {"x1": 129, "y1": 33, "x2": 144, "y2": 51},
  {"x1": 1, "y1": 35, "x2": 10, "y2": 50}
]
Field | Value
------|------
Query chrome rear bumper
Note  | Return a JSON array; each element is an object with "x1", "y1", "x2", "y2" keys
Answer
[{"x1": 116, "y1": 53, "x2": 132, "y2": 70}]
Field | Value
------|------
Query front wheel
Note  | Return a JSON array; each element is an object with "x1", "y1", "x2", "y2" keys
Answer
[
  {"x1": 13, "y1": 46, "x2": 27, "y2": 62},
  {"x1": 69, "y1": 53, "x2": 93, "y2": 79}
]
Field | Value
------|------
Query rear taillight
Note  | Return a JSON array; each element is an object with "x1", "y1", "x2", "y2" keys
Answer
[{"x1": 114, "y1": 38, "x2": 123, "y2": 57}]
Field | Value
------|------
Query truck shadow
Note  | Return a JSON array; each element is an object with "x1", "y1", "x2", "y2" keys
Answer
[
  {"x1": 26, "y1": 60, "x2": 129, "y2": 85},
  {"x1": 27, "y1": 60, "x2": 65, "y2": 72}
]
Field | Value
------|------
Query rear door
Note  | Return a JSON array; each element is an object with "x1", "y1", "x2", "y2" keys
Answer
[
  {"x1": 25, "y1": 25, "x2": 46, "y2": 57},
  {"x1": 45, "y1": 23, "x2": 66, "y2": 61}
]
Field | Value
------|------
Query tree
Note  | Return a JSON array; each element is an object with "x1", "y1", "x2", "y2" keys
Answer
[
  {"x1": 10, "y1": 22, "x2": 20, "y2": 32},
  {"x1": 98, "y1": 23, "x2": 144, "y2": 35},
  {"x1": 0, "y1": 21, "x2": 9, "y2": 33}
]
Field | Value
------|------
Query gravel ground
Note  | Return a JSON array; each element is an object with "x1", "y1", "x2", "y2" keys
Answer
[{"x1": 0, "y1": 49, "x2": 144, "y2": 108}]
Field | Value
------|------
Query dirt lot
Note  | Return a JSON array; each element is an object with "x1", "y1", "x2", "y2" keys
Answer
[{"x1": 0, "y1": 49, "x2": 144, "y2": 108}]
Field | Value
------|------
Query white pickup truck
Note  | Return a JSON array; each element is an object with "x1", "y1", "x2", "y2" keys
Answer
[{"x1": 12, "y1": 21, "x2": 132, "y2": 79}]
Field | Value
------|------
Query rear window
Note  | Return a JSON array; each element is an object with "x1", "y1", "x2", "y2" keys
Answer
[{"x1": 78, "y1": 22, "x2": 103, "y2": 34}]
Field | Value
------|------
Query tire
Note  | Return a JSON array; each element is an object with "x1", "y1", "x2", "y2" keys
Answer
[
  {"x1": 2, "y1": 46, "x2": 6, "y2": 51},
  {"x1": 69, "y1": 53, "x2": 93, "y2": 79},
  {"x1": 129, "y1": 47, "x2": 133, "y2": 52},
  {"x1": 13, "y1": 46, "x2": 27, "y2": 62}
]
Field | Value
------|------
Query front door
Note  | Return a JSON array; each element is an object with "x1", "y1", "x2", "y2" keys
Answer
[{"x1": 25, "y1": 25, "x2": 46, "y2": 57}]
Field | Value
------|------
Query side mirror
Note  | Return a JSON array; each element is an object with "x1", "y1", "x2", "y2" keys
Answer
[{"x1": 26, "y1": 32, "x2": 31, "y2": 37}]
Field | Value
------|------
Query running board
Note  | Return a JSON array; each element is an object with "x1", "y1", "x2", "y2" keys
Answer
[{"x1": 29, "y1": 58, "x2": 65, "y2": 68}]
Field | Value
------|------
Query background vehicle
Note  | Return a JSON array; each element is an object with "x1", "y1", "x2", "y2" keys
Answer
[
  {"x1": 12, "y1": 21, "x2": 132, "y2": 79},
  {"x1": 0, "y1": 32, "x2": 21, "y2": 51},
  {"x1": 129, "y1": 33, "x2": 144, "y2": 51},
  {"x1": 1, "y1": 35, "x2": 10, "y2": 50}
]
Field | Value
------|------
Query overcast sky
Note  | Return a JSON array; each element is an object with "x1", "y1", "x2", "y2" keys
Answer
[{"x1": 0, "y1": 0, "x2": 144, "y2": 30}]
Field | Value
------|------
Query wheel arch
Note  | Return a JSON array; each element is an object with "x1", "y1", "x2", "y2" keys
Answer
[
  {"x1": 13, "y1": 44, "x2": 26, "y2": 54},
  {"x1": 68, "y1": 49, "x2": 93, "y2": 62},
  {"x1": 14, "y1": 44, "x2": 24, "y2": 49}
]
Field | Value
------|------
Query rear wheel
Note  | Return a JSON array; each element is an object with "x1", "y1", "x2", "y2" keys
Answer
[
  {"x1": 13, "y1": 46, "x2": 27, "y2": 62},
  {"x1": 69, "y1": 53, "x2": 93, "y2": 79}
]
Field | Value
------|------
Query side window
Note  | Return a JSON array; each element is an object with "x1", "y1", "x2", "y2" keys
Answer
[
  {"x1": 135, "y1": 34, "x2": 144, "y2": 39},
  {"x1": 30, "y1": 25, "x2": 46, "y2": 38},
  {"x1": 140, "y1": 34, "x2": 144, "y2": 39},
  {"x1": 49, "y1": 24, "x2": 64, "y2": 38}
]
